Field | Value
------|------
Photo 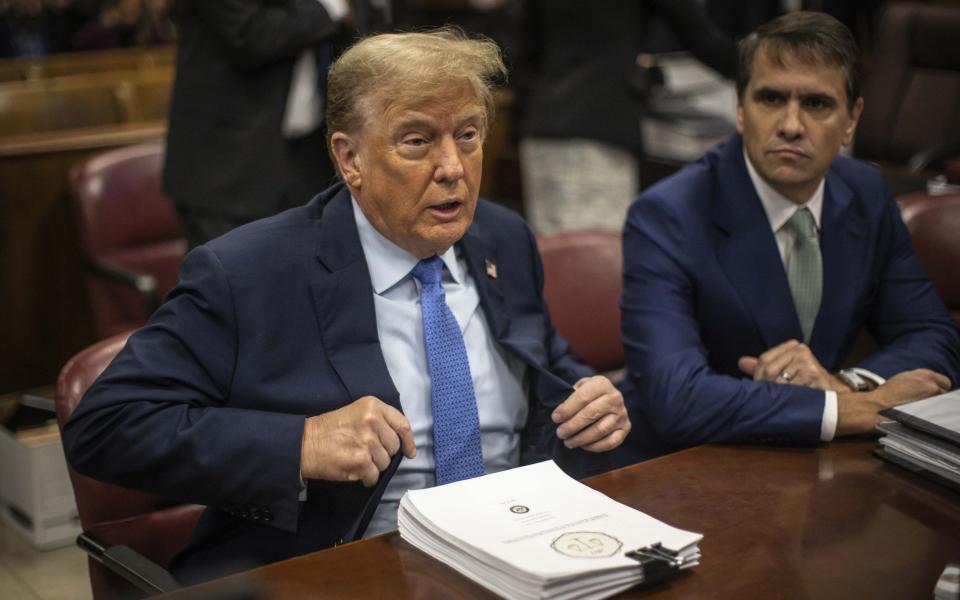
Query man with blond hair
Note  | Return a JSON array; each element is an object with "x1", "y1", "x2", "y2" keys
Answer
[{"x1": 63, "y1": 28, "x2": 630, "y2": 581}]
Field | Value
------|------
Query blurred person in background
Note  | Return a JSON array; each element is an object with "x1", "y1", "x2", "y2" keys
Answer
[
  {"x1": 73, "y1": 0, "x2": 174, "y2": 50},
  {"x1": 162, "y1": 0, "x2": 350, "y2": 249},
  {"x1": 517, "y1": 0, "x2": 738, "y2": 234},
  {"x1": 0, "y1": 0, "x2": 94, "y2": 56}
]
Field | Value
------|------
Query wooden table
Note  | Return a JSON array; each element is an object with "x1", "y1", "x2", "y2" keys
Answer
[{"x1": 162, "y1": 440, "x2": 960, "y2": 599}]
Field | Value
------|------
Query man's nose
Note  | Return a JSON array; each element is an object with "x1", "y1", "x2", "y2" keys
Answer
[
  {"x1": 433, "y1": 137, "x2": 465, "y2": 183},
  {"x1": 778, "y1": 100, "x2": 804, "y2": 140}
]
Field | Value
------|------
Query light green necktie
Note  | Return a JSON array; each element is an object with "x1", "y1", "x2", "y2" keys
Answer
[{"x1": 782, "y1": 207, "x2": 822, "y2": 342}]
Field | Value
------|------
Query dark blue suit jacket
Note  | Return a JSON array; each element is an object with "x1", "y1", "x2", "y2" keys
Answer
[
  {"x1": 619, "y1": 135, "x2": 960, "y2": 461},
  {"x1": 62, "y1": 184, "x2": 597, "y2": 579}
]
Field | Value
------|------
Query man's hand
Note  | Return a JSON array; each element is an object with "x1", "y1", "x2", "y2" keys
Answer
[
  {"x1": 552, "y1": 376, "x2": 630, "y2": 452},
  {"x1": 738, "y1": 339, "x2": 849, "y2": 391},
  {"x1": 836, "y1": 369, "x2": 951, "y2": 436},
  {"x1": 301, "y1": 396, "x2": 416, "y2": 487}
]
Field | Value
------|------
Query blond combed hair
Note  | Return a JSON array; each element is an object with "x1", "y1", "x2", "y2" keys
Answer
[{"x1": 325, "y1": 26, "x2": 506, "y2": 151}]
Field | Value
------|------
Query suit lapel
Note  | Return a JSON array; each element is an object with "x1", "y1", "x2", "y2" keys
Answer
[
  {"x1": 458, "y1": 221, "x2": 510, "y2": 342},
  {"x1": 712, "y1": 141, "x2": 803, "y2": 348},
  {"x1": 308, "y1": 187, "x2": 400, "y2": 409},
  {"x1": 459, "y1": 214, "x2": 572, "y2": 395},
  {"x1": 810, "y1": 170, "x2": 865, "y2": 367}
]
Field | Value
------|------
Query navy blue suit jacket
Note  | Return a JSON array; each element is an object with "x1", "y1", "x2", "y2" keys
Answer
[
  {"x1": 619, "y1": 135, "x2": 960, "y2": 461},
  {"x1": 62, "y1": 184, "x2": 597, "y2": 579}
]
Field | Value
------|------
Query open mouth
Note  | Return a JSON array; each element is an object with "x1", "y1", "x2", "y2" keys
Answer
[{"x1": 428, "y1": 200, "x2": 463, "y2": 217}]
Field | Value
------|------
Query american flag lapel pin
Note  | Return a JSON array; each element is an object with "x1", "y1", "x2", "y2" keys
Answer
[{"x1": 484, "y1": 259, "x2": 498, "y2": 279}]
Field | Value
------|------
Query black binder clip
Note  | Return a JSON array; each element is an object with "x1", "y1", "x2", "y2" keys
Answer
[{"x1": 625, "y1": 543, "x2": 682, "y2": 586}]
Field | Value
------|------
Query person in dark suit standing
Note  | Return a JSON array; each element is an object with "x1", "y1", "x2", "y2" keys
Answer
[
  {"x1": 63, "y1": 28, "x2": 630, "y2": 582},
  {"x1": 618, "y1": 11, "x2": 959, "y2": 463},
  {"x1": 163, "y1": 0, "x2": 349, "y2": 248},
  {"x1": 517, "y1": 0, "x2": 738, "y2": 235}
]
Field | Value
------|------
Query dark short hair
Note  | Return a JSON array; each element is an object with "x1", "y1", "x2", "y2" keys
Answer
[{"x1": 736, "y1": 11, "x2": 861, "y2": 111}]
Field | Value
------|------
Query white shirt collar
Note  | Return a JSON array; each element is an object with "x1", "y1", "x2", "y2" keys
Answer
[
  {"x1": 743, "y1": 149, "x2": 825, "y2": 232},
  {"x1": 351, "y1": 197, "x2": 463, "y2": 295}
]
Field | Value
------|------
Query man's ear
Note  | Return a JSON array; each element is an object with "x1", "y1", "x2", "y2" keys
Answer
[
  {"x1": 330, "y1": 132, "x2": 362, "y2": 189},
  {"x1": 843, "y1": 96, "x2": 865, "y2": 146}
]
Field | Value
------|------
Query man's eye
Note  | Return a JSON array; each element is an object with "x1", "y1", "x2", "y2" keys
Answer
[
  {"x1": 460, "y1": 129, "x2": 478, "y2": 142},
  {"x1": 803, "y1": 97, "x2": 829, "y2": 110},
  {"x1": 404, "y1": 137, "x2": 427, "y2": 146},
  {"x1": 758, "y1": 91, "x2": 784, "y2": 105}
]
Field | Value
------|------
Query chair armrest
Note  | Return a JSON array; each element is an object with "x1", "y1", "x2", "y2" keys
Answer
[
  {"x1": 77, "y1": 532, "x2": 180, "y2": 595},
  {"x1": 909, "y1": 139, "x2": 960, "y2": 174},
  {"x1": 88, "y1": 258, "x2": 162, "y2": 315}
]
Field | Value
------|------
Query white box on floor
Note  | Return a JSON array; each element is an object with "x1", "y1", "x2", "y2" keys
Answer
[{"x1": 0, "y1": 422, "x2": 81, "y2": 549}]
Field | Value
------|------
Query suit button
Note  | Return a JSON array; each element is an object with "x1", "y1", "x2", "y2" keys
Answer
[{"x1": 250, "y1": 507, "x2": 272, "y2": 522}]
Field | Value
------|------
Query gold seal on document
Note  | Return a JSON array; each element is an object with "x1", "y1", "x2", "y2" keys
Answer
[
  {"x1": 509, "y1": 505, "x2": 530, "y2": 514},
  {"x1": 551, "y1": 532, "x2": 622, "y2": 558}
]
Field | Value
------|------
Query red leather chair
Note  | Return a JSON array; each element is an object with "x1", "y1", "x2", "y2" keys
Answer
[
  {"x1": 536, "y1": 231, "x2": 624, "y2": 377},
  {"x1": 897, "y1": 192, "x2": 960, "y2": 329},
  {"x1": 855, "y1": 3, "x2": 960, "y2": 192},
  {"x1": 55, "y1": 331, "x2": 203, "y2": 599},
  {"x1": 69, "y1": 141, "x2": 186, "y2": 340}
]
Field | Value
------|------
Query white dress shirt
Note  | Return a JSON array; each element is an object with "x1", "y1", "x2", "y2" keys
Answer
[
  {"x1": 351, "y1": 199, "x2": 529, "y2": 537},
  {"x1": 282, "y1": 0, "x2": 348, "y2": 137},
  {"x1": 743, "y1": 151, "x2": 838, "y2": 441}
]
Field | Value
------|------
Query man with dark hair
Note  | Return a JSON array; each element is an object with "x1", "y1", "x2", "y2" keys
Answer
[
  {"x1": 618, "y1": 11, "x2": 959, "y2": 461},
  {"x1": 63, "y1": 28, "x2": 629, "y2": 581}
]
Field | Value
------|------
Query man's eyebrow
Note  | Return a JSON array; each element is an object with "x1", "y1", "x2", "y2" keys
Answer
[
  {"x1": 798, "y1": 92, "x2": 838, "y2": 103},
  {"x1": 753, "y1": 86, "x2": 786, "y2": 96},
  {"x1": 391, "y1": 115, "x2": 436, "y2": 132},
  {"x1": 752, "y1": 86, "x2": 838, "y2": 102}
]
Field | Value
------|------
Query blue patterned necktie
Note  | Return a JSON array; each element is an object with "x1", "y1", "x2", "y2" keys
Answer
[{"x1": 411, "y1": 256, "x2": 484, "y2": 485}]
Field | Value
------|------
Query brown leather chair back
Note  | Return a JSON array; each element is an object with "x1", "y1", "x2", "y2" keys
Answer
[
  {"x1": 856, "y1": 3, "x2": 960, "y2": 166},
  {"x1": 537, "y1": 230, "x2": 624, "y2": 375},
  {"x1": 69, "y1": 141, "x2": 186, "y2": 340},
  {"x1": 55, "y1": 331, "x2": 203, "y2": 600},
  {"x1": 897, "y1": 192, "x2": 960, "y2": 329}
]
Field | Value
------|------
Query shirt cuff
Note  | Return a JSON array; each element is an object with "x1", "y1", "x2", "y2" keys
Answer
[
  {"x1": 298, "y1": 471, "x2": 308, "y2": 501},
  {"x1": 820, "y1": 390, "x2": 838, "y2": 442},
  {"x1": 316, "y1": 0, "x2": 348, "y2": 21},
  {"x1": 850, "y1": 367, "x2": 886, "y2": 387}
]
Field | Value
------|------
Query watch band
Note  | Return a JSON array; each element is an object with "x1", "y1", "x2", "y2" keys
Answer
[{"x1": 837, "y1": 368, "x2": 872, "y2": 392}]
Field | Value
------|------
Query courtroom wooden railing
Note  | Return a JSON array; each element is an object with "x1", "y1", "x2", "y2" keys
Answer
[
  {"x1": 0, "y1": 49, "x2": 174, "y2": 394},
  {"x1": 0, "y1": 45, "x2": 174, "y2": 83}
]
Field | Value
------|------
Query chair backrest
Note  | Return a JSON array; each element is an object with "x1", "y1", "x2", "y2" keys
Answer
[
  {"x1": 69, "y1": 141, "x2": 186, "y2": 339},
  {"x1": 897, "y1": 192, "x2": 960, "y2": 329},
  {"x1": 55, "y1": 331, "x2": 203, "y2": 600},
  {"x1": 536, "y1": 230, "x2": 624, "y2": 374},
  {"x1": 855, "y1": 3, "x2": 960, "y2": 165}
]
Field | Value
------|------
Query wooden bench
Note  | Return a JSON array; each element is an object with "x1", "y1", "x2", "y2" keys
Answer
[
  {"x1": 0, "y1": 46, "x2": 174, "y2": 82},
  {"x1": 0, "y1": 69, "x2": 173, "y2": 136}
]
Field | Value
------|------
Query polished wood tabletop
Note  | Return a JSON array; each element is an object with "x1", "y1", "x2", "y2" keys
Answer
[{"x1": 162, "y1": 440, "x2": 960, "y2": 599}]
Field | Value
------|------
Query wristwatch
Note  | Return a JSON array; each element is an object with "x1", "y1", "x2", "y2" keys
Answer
[{"x1": 837, "y1": 369, "x2": 873, "y2": 392}]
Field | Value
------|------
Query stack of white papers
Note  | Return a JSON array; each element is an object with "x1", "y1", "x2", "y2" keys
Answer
[
  {"x1": 398, "y1": 461, "x2": 702, "y2": 600},
  {"x1": 878, "y1": 389, "x2": 960, "y2": 492}
]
